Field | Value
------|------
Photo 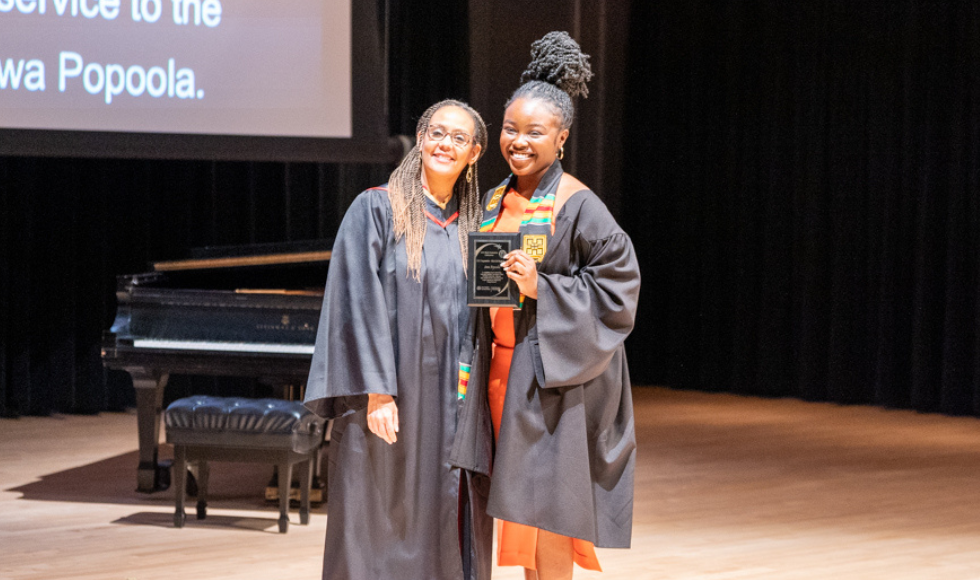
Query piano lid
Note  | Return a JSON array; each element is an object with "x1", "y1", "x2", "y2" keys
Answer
[
  {"x1": 109, "y1": 240, "x2": 333, "y2": 347},
  {"x1": 153, "y1": 239, "x2": 333, "y2": 273},
  {"x1": 122, "y1": 239, "x2": 334, "y2": 293}
]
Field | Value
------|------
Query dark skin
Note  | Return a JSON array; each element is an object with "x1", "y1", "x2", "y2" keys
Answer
[
  {"x1": 498, "y1": 97, "x2": 587, "y2": 302},
  {"x1": 497, "y1": 96, "x2": 594, "y2": 580}
]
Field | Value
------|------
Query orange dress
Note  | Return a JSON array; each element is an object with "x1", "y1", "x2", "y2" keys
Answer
[{"x1": 488, "y1": 189, "x2": 602, "y2": 572}]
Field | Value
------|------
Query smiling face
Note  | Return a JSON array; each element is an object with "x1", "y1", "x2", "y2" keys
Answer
[
  {"x1": 499, "y1": 97, "x2": 569, "y2": 188},
  {"x1": 418, "y1": 106, "x2": 481, "y2": 191}
]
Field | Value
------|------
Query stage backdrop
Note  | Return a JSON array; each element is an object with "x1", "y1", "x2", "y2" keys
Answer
[
  {"x1": 0, "y1": 0, "x2": 466, "y2": 416},
  {"x1": 623, "y1": 1, "x2": 980, "y2": 416},
  {"x1": 3, "y1": 0, "x2": 980, "y2": 418}
]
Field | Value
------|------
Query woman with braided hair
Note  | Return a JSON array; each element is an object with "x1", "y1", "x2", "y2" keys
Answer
[
  {"x1": 452, "y1": 32, "x2": 641, "y2": 579},
  {"x1": 305, "y1": 99, "x2": 493, "y2": 580}
]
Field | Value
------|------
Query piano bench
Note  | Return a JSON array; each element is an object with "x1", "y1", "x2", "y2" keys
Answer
[{"x1": 164, "y1": 396, "x2": 326, "y2": 533}]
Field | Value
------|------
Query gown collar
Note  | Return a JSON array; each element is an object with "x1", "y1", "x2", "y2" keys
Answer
[
  {"x1": 424, "y1": 190, "x2": 459, "y2": 228},
  {"x1": 506, "y1": 159, "x2": 563, "y2": 203},
  {"x1": 482, "y1": 160, "x2": 564, "y2": 229}
]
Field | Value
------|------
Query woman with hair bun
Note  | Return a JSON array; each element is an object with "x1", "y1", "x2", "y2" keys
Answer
[
  {"x1": 306, "y1": 99, "x2": 492, "y2": 580},
  {"x1": 452, "y1": 32, "x2": 641, "y2": 580}
]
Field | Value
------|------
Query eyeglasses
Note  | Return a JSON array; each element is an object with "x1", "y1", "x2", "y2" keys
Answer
[{"x1": 426, "y1": 126, "x2": 473, "y2": 148}]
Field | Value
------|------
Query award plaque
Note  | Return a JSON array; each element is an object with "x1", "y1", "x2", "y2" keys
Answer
[{"x1": 467, "y1": 232, "x2": 523, "y2": 307}]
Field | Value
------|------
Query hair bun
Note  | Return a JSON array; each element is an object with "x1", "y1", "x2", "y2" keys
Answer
[{"x1": 520, "y1": 31, "x2": 594, "y2": 99}]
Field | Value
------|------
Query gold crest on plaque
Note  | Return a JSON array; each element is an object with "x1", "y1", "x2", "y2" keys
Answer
[
  {"x1": 523, "y1": 235, "x2": 547, "y2": 262},
  {"x1": 486, "y1": 186, "x2": 506, "y2": 211}
]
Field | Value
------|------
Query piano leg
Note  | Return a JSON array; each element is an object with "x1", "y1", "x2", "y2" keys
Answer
[{"x1": 128, "y1": 367, "x2": 171, "y2": 493}]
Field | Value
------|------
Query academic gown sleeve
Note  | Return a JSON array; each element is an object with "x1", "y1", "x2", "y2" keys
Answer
[
  {"x1": 304, "y1": 189, "x2": 398, "y2": 418},
  {"x1": 534, "y1": 194, "x2": 641, "y2": 388}
]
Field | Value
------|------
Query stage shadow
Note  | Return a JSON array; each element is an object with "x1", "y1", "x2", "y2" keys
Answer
[
  {"x1": 114, "y1": 511, "x2": 286, "y2": 533},
  {"x1": 6, "y1": 449, "x2": 293, "y2": 514}
]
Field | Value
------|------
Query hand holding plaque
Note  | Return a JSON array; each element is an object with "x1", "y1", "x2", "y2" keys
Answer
[{"x1": 467, "y1": 232, "x2": 522, "y2": 307}]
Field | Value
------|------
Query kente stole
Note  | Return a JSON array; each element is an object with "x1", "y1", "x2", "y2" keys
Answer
[
  {"x1": 458, "y1": 165, "x2": 561, "y2": 399},
  {"x1": 479, "y1": 178, "x2": 556, "y2": 263}
]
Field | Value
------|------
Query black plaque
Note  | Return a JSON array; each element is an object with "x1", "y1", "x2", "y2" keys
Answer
[{"x1": 467, "y1": 232, "x2": 522, "y2": 307}]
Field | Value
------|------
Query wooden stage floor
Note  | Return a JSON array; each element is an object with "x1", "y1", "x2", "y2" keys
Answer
[{"x1": 2, "y1": 386, "x2": 980, "y2": 579}]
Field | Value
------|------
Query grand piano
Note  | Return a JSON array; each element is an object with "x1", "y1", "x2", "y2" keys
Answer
[{"x1": 102, "y1": 240, "x2": 330, "y2": 493}]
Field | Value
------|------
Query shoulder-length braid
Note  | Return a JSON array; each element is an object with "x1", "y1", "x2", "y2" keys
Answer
[{"x1": 387, "y1": 99, "x2": 488, "y2": 281}]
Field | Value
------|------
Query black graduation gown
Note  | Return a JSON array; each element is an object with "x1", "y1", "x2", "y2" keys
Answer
[
  {"x1": 451, "y1": 168, "x2": 641, "y2": 549},
  {"x1": 305, "y1": 187, "x2": 492, "y2": 580}
]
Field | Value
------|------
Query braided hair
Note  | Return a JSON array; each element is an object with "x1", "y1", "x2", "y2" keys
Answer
[
  {"x1": 506, "y1": 31, "x2": 593, "y2": 130},
  {"x1": 387, "y1": 99, "x2": 488, "y2": 281}
]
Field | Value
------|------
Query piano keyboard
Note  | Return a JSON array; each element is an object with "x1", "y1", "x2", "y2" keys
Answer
[{"x1": 133, "y1": 339, "x2": 315, "y2": 355}]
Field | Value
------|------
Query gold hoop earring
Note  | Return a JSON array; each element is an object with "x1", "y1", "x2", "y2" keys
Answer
[
  {"x1": 466, "y1": 164, "x2": 474, "y2": 183},
  {"x1": 558, "y1": 146, "x2": 565, "y2": 160}
]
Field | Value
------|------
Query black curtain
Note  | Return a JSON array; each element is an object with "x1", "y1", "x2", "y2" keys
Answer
[
  {"x1": 0, "y1": 0, "x2": 468, "y2": 417},
  {"x1": 623, "y1": 1, "x2": 980, "y2": 416},
  {"x1": 5, "y1": 1, "x2": 980, "y2": 419},
  {"x1": 0, "y1": 158, "x2": 390, "y2": 416}
]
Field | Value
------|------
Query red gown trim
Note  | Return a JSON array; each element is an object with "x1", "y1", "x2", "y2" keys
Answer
[{"x1": 424, "y1": 209, "x2": 459, "y2": 229}]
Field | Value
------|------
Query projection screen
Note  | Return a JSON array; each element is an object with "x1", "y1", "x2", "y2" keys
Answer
[{"x1": 0, "y1": 0, "x2": 388, "y2": 161}]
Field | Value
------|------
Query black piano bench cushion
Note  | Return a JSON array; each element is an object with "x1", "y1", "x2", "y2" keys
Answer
[{"x1": 165, "y1": 396, "x2": 325, "y2": 453}]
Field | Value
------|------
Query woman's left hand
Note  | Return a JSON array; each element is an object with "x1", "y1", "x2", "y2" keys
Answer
[{"x1": 502, "y1": 250, "x2": 538, "y2": 300}]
